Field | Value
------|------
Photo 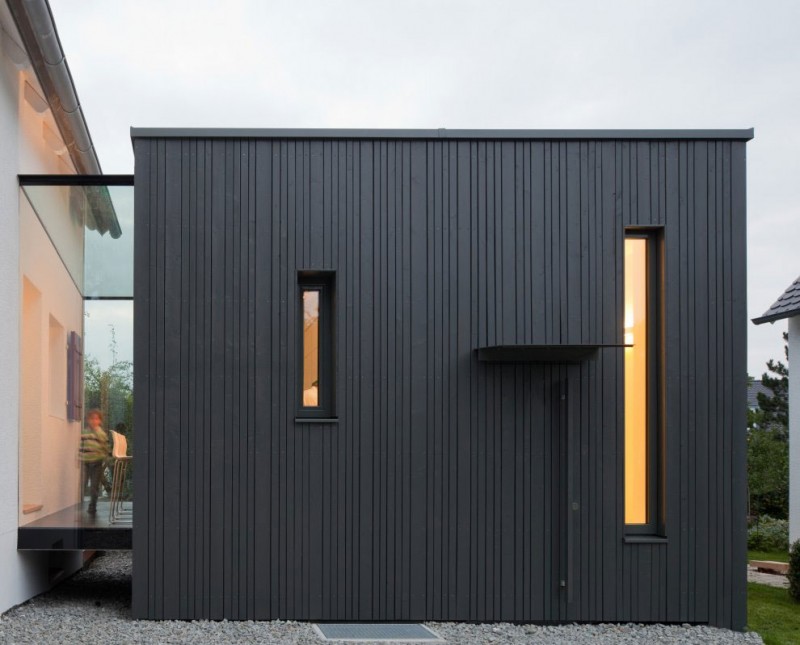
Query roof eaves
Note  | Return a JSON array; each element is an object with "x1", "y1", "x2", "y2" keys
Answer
[
  {"x1": 7, "y1": 0, "x2": 101, "y2": 174},
  {"x1": 752, "y1": 275, "x2": 800, "y2": 325},
  {"x1": 752, "y1": 309, "x2": 800, "y2": 325}
]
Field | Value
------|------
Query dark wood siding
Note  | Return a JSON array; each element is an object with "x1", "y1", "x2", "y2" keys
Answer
[{"x1": 133, "y1": 136, "x2": 748, "y2": 628}]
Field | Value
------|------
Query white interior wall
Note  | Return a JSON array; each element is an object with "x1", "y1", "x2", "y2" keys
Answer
[
  {"x1": 0, "y1": 1, "x2": 82, "y2": 615},
  {"x1": 26, "y1": 183, "x2": 84, "y2": 285},
  {"x1": 19, "y1": 198, "x2": 83, "y2": 527},
  {"x1": 20, "y1": 277, "x2": 43, "y2": 507}
]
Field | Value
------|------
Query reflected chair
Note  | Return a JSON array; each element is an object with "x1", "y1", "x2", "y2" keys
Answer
[{"x1": 109, "y1": 429, "x2": 132, "y2": 524}]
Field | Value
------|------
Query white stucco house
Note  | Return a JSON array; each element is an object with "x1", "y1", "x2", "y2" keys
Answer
[
  {"x1": 753, "y1": 276, "x2": 800, "y2": 543},
  {"x1": 0, "y1": 0, "x2": 105, "y2": 613}
]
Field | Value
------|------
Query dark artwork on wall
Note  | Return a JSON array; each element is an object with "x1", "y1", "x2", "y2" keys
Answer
[{"x1": 67, "y1": 331, "x2": 83, "y2": 422}]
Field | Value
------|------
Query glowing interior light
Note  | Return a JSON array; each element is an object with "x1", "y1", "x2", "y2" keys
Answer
[
  {"x1": 302, "y1": 290, "x2": 320, "y2": 407},
  {"x1": 624, "y1": 237, "x2": 648, "y2": 525}
]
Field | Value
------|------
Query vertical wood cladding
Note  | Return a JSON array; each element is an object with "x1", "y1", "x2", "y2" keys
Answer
[{"x1": 133, "y1": 136, "x2": 748, "y2": 628}]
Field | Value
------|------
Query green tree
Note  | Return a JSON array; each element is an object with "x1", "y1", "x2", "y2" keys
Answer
[
  {"x1": 757, "y1": 331, "x2": 789, "y2": 436},
  {"x1": 83, "y1": 355, "x2": 133, "y2": 431},
  {"x1": 748, "y1": 332, "x2": 790, "y2": 519},
  {"x1": 83, "y1": 325, "x2": 133, "y2": 432},
  {"x1": 83, "y1": 326, "x2": 134, "y2": 499},
  {"x1": 748, "y1": 427, "x2": 789, "y2": 518}
]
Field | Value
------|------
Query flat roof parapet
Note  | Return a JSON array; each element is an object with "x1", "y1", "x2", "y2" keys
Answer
[{"x1": 130, "y1": 127, "x2": 755, "y2": 141}]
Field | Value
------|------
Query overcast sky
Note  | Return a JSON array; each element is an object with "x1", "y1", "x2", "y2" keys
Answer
[{"x1": 50, "y1": 0, "x2": 800, "y2": 376}]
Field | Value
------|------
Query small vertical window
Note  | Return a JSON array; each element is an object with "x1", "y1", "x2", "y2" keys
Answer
[
  {"x1": 624, "y1": 231, "x2": 662, "y2": 533},
  {"x1": 302, "y1": 290, "x2": 320, "y2": 407},
  {"x1": 298, "y1": 273, "x2": 334, "y2": 418}
]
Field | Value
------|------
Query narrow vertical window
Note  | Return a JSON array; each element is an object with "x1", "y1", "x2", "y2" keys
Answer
[
  {"x1": 302, "y1": 289, "x2": 320, "y2": 407},
  {"x1": 624, "y1": 232, "x2": 661, "y2": 532},
  {"x1": 298, "y1": 273, "x2": 334, "y2": 419}
]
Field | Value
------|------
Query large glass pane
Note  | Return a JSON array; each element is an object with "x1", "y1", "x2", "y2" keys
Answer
[
  {"x1": 84, "y1": 300, "x2": 134, "y2": 432},
  {"x1": 18, "y1": 180, "x2": 134, "y2": 542},
  {"x1": 20, "y1": 184, "x2": 85, "y2": 289},
  {"x1": 20, "y1": 184, "x2": 133, "y2": 297},
  {"x1": 302, "y1": 290, "x2": 320, "y2": 407},
  {"x1": 79, "y1": 299, "x2": 133, "y2": 527},
  {"x1": 624, "y1": 237, "x2": 648, "y2": 525},
  {"x1": 84, "y1": 186, "x2": 134, "y2": 298}
]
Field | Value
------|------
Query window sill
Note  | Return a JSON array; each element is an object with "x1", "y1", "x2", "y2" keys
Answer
[
  {"x1": 623, "y1": 535, "x2": 668, "y2": 545},
  {"x1": 294, "y1": 417, "x2": 339, "y2": 425}
]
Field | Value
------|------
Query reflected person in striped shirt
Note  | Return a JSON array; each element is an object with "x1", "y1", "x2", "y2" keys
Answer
[{"x1": 80, "y1": 409, "x2": 110, "y2": 516}]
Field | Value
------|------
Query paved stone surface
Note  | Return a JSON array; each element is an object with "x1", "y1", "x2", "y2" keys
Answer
[
  {"x1": 748, "y1": 564, "x2": 789, "y2": 588},
  {"x1": 0, "y1": 553, "x2": 763, "y2": 644}
]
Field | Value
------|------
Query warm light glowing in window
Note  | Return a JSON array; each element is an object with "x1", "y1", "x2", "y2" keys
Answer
[
  {"x1": 302, "y1": 290, "x2": 320, "y2": 407},
  {"x1": 624, "y1": 238, "x2": 648, "y2": 525}
]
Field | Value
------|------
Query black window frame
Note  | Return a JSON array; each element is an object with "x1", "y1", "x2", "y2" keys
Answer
[
  {"x1": 624, "y1": 229, "x2": 664, "y2": 536},
  {"x1": 297, "y1": 272, "x2": 335, "y2": 420}
]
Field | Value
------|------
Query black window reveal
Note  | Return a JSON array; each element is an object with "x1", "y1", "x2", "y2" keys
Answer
[
  {"x1": 623, "y1": 229, "x2": 664, "y2": 536},
  {"x1": 297, "y1": 272, "x2": 334, "y2": 419}
]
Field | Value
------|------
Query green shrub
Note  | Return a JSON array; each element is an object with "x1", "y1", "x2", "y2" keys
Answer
[
  {"x1": 748, "y1": 516, "x2": 789, "y2": 552},
  {"x1": 789, "y1": 540, "x2": 800, "y2": 602}
]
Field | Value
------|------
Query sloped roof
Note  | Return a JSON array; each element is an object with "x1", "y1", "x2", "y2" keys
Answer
[
  {"x1": 752, "y1": 275, "x2": 800, "y2": 324},
  {"x1": 7, "y1": 0, "x2": 102, "y2": 173},
  {"x1": 747, "y1": 380, "x2": 772, "y2": 409}
]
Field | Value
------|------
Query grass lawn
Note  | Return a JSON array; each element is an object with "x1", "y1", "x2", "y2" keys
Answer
[
  {"x1": 748, "y1": 582, "x2": 800, "y2": 644},
  {"x1": 750, "y1": 550, "x2": 790, "y2": 564}
]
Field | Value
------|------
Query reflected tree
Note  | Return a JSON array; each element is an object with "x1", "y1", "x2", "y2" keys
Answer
[
  {"x1": 84, "y1": 326, "x2": 133, "y2": 430},
  {"x1": 83, "y1": 325, "x2": 133, "y2": 498}
]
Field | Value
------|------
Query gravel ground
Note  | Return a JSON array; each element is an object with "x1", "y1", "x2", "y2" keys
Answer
[{"x1": 0, "y1": 552, "x2": 763, "y2": 644}]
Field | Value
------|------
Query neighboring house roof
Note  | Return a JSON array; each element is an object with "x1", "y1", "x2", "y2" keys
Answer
[
  {"x1": 748, "y1": 380, "x2": 772, "y2": 410},
  {"x1": 7, "y1": 0, "x2": 101, "y2": 174},
  {"x1": 752, "y1": 275, "x2": 800, "y2": 325}
]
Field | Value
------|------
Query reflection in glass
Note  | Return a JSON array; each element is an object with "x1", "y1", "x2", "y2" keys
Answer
[
  {"x1": 624, "y1": 237, "x2": 648, "y2": 525},
  {"x1": 20, "y1": 184, "x2": 85, "y2": 289},
  {"x1": 302, "y1": 290, "x2": 320, "y2": 407},
  {"x1": 84, "y1": 300, "x2": 133, "y2": 431},
  {"x1": 83, "y1": 300, "x2": 134, "y2": 519},
  {"x1": 84, "y1": 186, "x2": 134, "y2": 298},
  {"x1": 20, "y1": 184, "x2": 133, "y2": 298},
  {"x1": 17, "y1": 179, "x2": 134, "y2": 535}
]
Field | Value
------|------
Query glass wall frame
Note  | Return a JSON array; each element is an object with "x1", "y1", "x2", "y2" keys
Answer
[{"x1": 17, "y1": 174, "x2": 134, "y2": 545}]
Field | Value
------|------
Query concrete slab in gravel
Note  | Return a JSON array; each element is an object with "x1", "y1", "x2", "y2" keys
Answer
[
  {"x1": 748, "y1": 565, "x2": 790, "y2": 589},
  {"x1": 750, "y1": 560, "x2": 789, "y2": 575},
  {"x1": 314, "y1": 623, "x2": 443, "y2": 641}
]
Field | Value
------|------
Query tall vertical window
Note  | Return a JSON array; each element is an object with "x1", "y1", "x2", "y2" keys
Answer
[
  {"x1": 624, "y1": 232, "x2": 661, "y2": 532},
  {"x1": 298, "y1": 273, "x2": 334, "y2": 419}
]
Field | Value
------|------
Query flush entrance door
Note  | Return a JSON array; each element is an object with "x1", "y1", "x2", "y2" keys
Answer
[{"x1": 539, "y1": 371, "x2": 571, "y2": 622}]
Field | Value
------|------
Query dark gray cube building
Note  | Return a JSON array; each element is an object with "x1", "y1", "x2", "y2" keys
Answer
[{"x1": 131, "y1": 128, "x2": 751, "y2": 628}]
